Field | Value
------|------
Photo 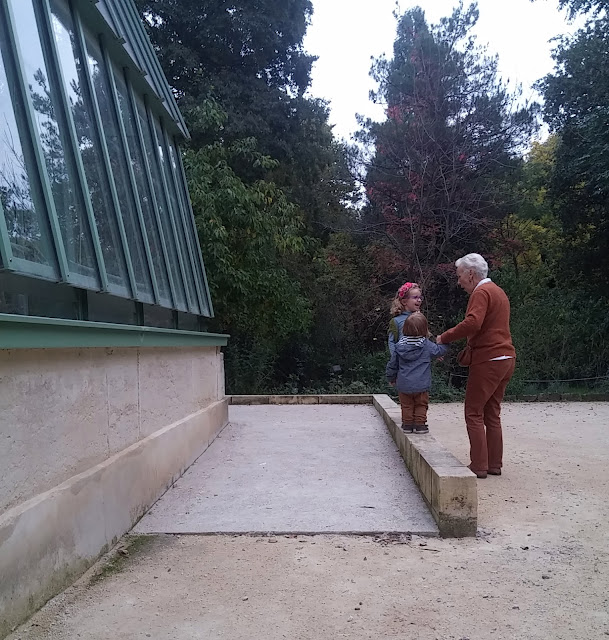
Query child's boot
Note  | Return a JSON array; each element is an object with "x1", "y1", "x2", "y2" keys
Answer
[
  {"x1": 413, "y1": 424, "x2": 429, "y2": 434},
  {"x1": 401, "y1": 423, "x2": 414, "y2": 433}
]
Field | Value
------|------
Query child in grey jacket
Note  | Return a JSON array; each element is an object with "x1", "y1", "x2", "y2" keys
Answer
[{"x1": 386, "y1": 312, "x2": 448, "y2": 434}]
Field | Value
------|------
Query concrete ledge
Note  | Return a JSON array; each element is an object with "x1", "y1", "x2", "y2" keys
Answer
[
  {"x1": 0, "y1": 398, "x2": 229, "y2": 639},
  {"x1": 230, "y1": 394, "x2": 373, "y2": 405},
  {"x1": 372, "y1": 394, "x2": 477, "y2": 538}
]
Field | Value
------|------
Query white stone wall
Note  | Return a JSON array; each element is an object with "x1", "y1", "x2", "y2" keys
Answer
[
  {"x1": 0, "y1": 346, "x2": 224, "y2": 513},
  {"x1": 0, "y1": 345, "x2": 228, "y2": 638}
]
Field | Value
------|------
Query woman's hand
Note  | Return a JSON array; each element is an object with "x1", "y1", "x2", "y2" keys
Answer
[{"x1": 436, "y1": 334, "x2": 443, "y2": 345}]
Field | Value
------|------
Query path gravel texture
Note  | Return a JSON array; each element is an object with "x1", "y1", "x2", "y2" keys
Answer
[{"x1": 7, "y1": 402, "x2": 609, "y2": 640}]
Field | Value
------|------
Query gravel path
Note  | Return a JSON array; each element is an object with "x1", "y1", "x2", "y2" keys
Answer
[{"x1": 8, "y1": 402, "x2": 609, "y2": 640}]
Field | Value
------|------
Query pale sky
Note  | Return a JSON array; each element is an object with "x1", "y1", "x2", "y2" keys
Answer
[{"x1": 303, "y1": 0, "x2": 584, "y2": 142}]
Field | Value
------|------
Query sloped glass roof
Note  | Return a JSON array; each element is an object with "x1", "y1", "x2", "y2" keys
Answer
[
  {"x1": 0, "y1": 0, "x2": 213, "y2": 328},
  {"x1": 93, "y1": 0, "x2": 189, "y2": 139}
]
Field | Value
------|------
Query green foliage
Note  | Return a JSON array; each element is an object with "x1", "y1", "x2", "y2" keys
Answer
[
  {"x1": 269, "y1": 351, "x2": 388, "y2": 395},
  {"x1": 431, "y1": 371, "x2": 465, "y2": 403},
  {"x1": 484, "y1": 129, "x2": 609, "y2": 397},
  {"x1": 137, "y1": 0, "x2": 609, "y2": 398},
  {"x1": 137, "y1": 0, "x2": 314, "y2": 97},
  {"x1": 267, "y1": 232, "x2": 390, "y2": 390},
  {"x1": 138, "y1": 0, "x2": 364, "y2": 393},
  {"x1": 269, "y1": 347, "x2": 464, "y2": 404},
  {"x1": 185, "y1": 130, "x2": 309, "y2": 339},
  {"x1": 553, "y1": 0, "x2": 609, "y2": 19},
  {"x1": 486, "y1": 137, "x2": 565, "y2": 281},
  {"x1": 495, "y1": 266, "x2": 609, "y2": 384},
  {"x1": 305, "y1": 233, "x2": 387, "y2": 356},
  {"x1": 538, "y1": 14, "x2": 609, "y2": 295},
  {"x1": 182, "y1": 100, "x2": 311, "y2": 391}
]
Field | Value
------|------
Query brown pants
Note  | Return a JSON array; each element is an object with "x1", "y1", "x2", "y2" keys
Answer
[
  {"x1": 398, "y1": 391, "x2": 429, "y2": 426},
  {"x1": 465, "y1": 358, "x2": 515, "y2": 473}
]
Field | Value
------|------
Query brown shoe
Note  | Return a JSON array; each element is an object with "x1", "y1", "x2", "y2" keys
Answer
[
  {"x1": 468, "y1": 464, "x2": 487, "y2": 479},
  {"x1": 488, "y1": 468, "x2": 502, "y2": 476}
]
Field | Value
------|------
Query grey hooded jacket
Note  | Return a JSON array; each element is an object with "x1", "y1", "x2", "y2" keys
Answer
[{"x1": 386, "y1": 336, "x2": 448, "y2": 394}]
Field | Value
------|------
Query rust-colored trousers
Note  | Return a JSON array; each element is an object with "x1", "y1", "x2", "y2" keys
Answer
[
  {"x1": 398, "y1": 391, "x2": 429, "y2": 425},
  {"x1": 465, "y1": 358, "x2": 515, "y2": 473}
]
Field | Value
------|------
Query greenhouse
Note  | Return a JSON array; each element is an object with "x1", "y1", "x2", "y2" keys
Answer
[
  {"x1": 0, "y1": 0, "x2": 213, "y2": 333},
  {"x1": 0, "y1": 2, "x2": 228, "y2": 635}
]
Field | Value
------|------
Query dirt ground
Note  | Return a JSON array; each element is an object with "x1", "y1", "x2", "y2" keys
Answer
[{"x1": 7, "y1": 402, "x2": 609, "y2": 640}]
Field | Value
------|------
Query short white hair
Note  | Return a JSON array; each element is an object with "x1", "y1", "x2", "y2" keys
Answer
[{"x1": 455, "y1": 253, "x2": 488, "y2": 278}]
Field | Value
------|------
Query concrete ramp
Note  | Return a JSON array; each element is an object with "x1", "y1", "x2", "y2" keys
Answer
[{"x1": 134, "y1": 404, "x2": 439, "y2": 535}]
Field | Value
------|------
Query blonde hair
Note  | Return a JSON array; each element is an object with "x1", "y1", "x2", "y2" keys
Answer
[
  {"x1": 403, "y1": 313, "x2": 428, "y2": 337},
  {"x1": 390, "y1": 295, "x2": 403, "y2": 316}
]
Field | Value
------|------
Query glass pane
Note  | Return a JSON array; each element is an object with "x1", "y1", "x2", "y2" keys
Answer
[
  {"x1": 49, "y1": 0, "x2": 128, "y2": 293},
  {"x1": 7, "y1": 0, "x2": 98, "y2": 280},
  {"x1": 0, "y1": 271, "x2": 78, "y2": 319},
  {"x1": 143, "y1": 303, "x2": 174, "y2": 329},
  {"x1": 177, "y1": 311, "x2": 199, "y2": 332},
  {"x1": 169, "y1": 138, "x2": 211, "y2": 316},
  {"x1": 156, "y1": 120, "x2": 199, "y2": 314},
  {"x1": 0, "y1": 40, "x2": 53, "y2": 269},
  {"x1": 136, "y1": 99, "x2": 187, "y2": 311},
  {"x1": 114, "y1": 68, "x2": 171, "y2": 306},
  {"x1": 9, "y1": 0, "x2": 96, "y2": 283},
  {"x1": 84, "y1": 33, "x2": 153, "y2": 302},
  {"x1": 87, "y1": 290, "x2": 137, "y2": 324}
]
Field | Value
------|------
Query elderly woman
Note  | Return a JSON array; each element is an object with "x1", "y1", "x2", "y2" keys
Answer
[{"x1": 437, "y1": 254, "x2": 515, "y2": 479}]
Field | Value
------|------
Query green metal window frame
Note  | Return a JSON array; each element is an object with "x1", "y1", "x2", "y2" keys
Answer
[
  {"x1": 0, "y1": 0, "x2": 215, "y2": 333},
  {"x1": 172, "y1": 138, "x2": 214, "y2": 316},
  {"x1": 101, "y1": 38, "x2": 160, "y2": 305},
  {"x1": 71, "y1": 6, "x2": 138, "y2": 298},
  {"x1": 0, "y1": 1, "x2": 68, "y2": 282},
  {"x1": 164, "y1": 133, "x2": 206, "y2": 314},
  {"x1": 0, "y1": 313, "x2": 228, "y2": 349},
  {"x1": 0, "y1": 200, "x2": 11, "y2": 270},
  {"x1": 145, "y1": 99, "x2": 190, "y2": 312},
  {"x1": 98, "y1": 0, "x2": 189, "y2": 138},
  {"x1": 38, "y1": 0, "x2": 109, "y2": 291},
  {"x1": 155, "y1": 118, "x2": 199, "y2": 315},
  {"x1": 125, "y1": 74, "x2": 176, "y2": 308}
]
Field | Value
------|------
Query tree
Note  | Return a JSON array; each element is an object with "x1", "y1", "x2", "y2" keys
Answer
[
  {"x1": 285, "y1": 232, "x2": 388, "y2": 380},
  {"x1": 488, "y1": 137, "x2": 564, "y2": 277},
  {"x1": 491, "y1": 136, "x2": 609, "y2": 387},
  {"x1": 183, "y1": 100, "x2": 311, "y2": 392},
  {"x1": 538, "y1": 11, "x2": 609, "y2": 293},
  {"x1": 136, "y1": 0, "x2": 372, "y2": 393},
  {"x1": 535, "y1": 0, "x2": 609, "y2": 19},
  {"x1": 358, "y1": 3, "x2": 537, "y2": 301},
  {"x1": 136, "y1": 0, "x2": 355, "y2": 232},
  {"x1": 136, "y1": 0, "x2": 314, "y2": 100}
]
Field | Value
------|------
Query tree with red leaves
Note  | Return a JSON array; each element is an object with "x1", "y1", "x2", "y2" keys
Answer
[{"x1": 358, "y1": 3, "x2": 538, "y2": 300}]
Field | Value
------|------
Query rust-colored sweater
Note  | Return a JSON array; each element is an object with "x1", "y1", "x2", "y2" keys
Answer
[{"x1": 438, "y1": 281, "x2": 516, "y2": 365}]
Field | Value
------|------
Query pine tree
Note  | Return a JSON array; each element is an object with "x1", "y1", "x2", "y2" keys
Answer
[{"x1": 359, "y1": 3, "x2": 537, "y2": 295}]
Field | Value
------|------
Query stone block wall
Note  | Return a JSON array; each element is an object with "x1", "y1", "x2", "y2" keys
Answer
[{"x1": 0, "y1": 345, "x2": 228, "y2": 638}]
